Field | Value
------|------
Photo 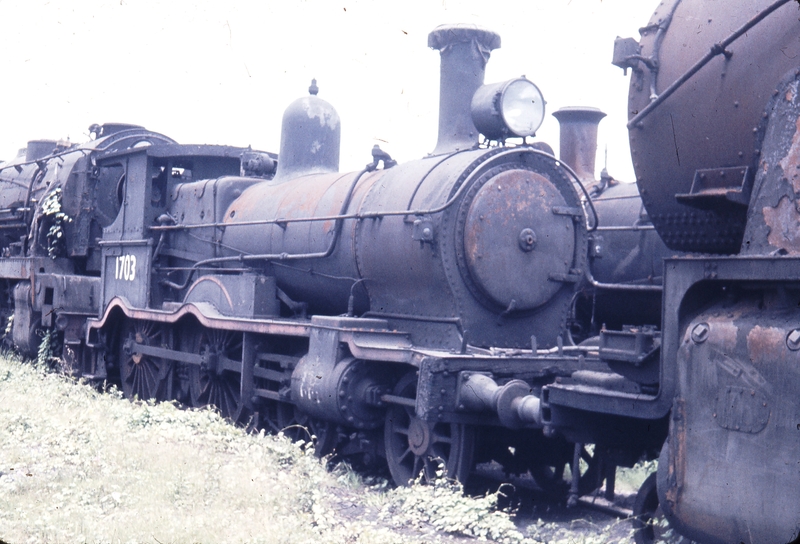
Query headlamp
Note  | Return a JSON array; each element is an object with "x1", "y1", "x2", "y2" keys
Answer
[{"x1": 471, "y1": 77, "x2": 545, "y2": 141}]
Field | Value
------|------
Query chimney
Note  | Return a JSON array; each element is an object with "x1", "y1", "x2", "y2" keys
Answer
[
  {"x1": 428, "y1": 24, "x2": 501, "y2": 155},
  {"x1": 552, "y1": 107, "x2": 606, "y2": 183}
]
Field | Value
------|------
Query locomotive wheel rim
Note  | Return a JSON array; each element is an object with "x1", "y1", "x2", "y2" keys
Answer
[
  {"x1": 119, "y1": 319, "x2": 173, "y2": 401},
  {"x1": 632, "y1": 472, "x2": 679, "y2": 544},
  {"x1": 188, "y1": 328, "x2": 244, "y2": 422},
  {"x1": 275, "y1": 402, "x2": 337, "y2": 457},
  {"x1": 384, "y1": 372, "x2": 475, "y2": 486}
]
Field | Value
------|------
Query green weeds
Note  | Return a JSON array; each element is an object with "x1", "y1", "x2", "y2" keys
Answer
[
  {"x1": 0, "y1": 353, "x2": 680, "y2": 544},
  {"x1": 0, "y1": 355, "x2": 524, "y2": 543}
]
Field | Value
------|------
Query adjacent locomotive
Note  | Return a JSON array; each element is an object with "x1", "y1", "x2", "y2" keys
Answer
[{"x1": 610, "y1": 0, "x2": 800, "y2": 542}]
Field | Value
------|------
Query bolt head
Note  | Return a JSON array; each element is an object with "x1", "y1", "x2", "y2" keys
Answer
[
  {"x1": 691, "y1": 322, "x2": 710, "y2": 343},
  {"x1": 786, "y1": 329, "x2": 800, "y2": 350},
  {"x1": 518, "y1": 228, "x2": 537, "y2": 252}
]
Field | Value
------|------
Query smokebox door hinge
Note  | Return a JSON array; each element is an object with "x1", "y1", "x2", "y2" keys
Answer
[{"x1": 551, "y1": 206, "x2": 584, "y2": 220}]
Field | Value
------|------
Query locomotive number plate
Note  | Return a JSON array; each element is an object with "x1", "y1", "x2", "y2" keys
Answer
[
  {"x1": 101, "y1": 241, "x2": 152, "y2": 309},
  {"x1": 114, "y1": 254, "x2": 138, "y2": 281}
]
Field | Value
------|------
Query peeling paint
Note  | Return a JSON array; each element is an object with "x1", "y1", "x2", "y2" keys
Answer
[
  {"x1": 303, "y1": 99, "x2": 341, "y2": 130},
  {"x1": 666, "y1": 398, "x2": 686, "y2": 508},
  {"x1": 778, "y1": 104, "x2": 800, "y2": 193},
  {"x1": 763, "y1": 195, "x2": 800, "y2": 253},
  {"x1": 747, "y1": 325, "x2": 787, "y2": 366}
]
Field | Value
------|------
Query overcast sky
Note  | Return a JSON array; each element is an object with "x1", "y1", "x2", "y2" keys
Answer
[{"x1": 0, "y1": 0, "x2": 657, "y2": 182}]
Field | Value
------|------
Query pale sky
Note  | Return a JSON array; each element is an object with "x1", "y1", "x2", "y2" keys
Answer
[{"x1": 0, "y1": 0, "x2": 657, "y2": 182}]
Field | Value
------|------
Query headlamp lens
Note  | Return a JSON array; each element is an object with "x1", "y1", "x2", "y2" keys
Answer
[{"x1": 501, "y1": 79, "x2": 545, "y2": 137}]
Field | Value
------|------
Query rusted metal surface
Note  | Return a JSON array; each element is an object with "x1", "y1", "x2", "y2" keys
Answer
[
  {"x1": 221, "y1": 140, "x2": 587, "y2": 351},
  {"x1": 428, "y1": 24, "x2": 500, "y2": 155},
  {"x1": 623, "y1": 5, "x2": 800, "y2": 532},
  {"x1": 461, "y1": 167, "x2": 574, "y2": 311},
  {"x1": 221, "y1": 169, "x2": 380, "y2": 315},
  {"x1": 626, "y1": 0, "x2": 800, "y2": 254},
  {"x1": 552, "y1": 107, "x2": 606, "y2": 184},
  {"x1": 19, "y1": 16, "x2": 800, "y2": 539},
  {"x1": 658, "y1": 279, "x2": 800, "y2": 544},
  {"x1": 744, "y1": 76, "x2": 800, "y2": 255},
  {"x1": 87, "y1": 296, "x2": 313, "y2": 337}
]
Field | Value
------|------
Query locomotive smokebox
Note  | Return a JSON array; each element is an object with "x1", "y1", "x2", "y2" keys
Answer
[
  {"x1": 552, "y1": 106, "x2": 606, "y2": 184},
  {"x1": 274, "y1": 79, "x2": 341, "y2": 181},
  {"x1": 428, "y1": 24, "x2": 501, "y2": 155}
]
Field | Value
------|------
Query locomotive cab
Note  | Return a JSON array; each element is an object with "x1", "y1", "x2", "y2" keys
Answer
[{"x1": 95, "y1": 144, "x2": 273, "y2": 310}]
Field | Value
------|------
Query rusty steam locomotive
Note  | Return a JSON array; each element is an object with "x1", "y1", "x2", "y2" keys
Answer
[
  {"x1": 1, "y1": 0, "x2": 798, "y2": 542},
  {"x1": 612, "y1": 0, "x2": 800, "y2": 542}
]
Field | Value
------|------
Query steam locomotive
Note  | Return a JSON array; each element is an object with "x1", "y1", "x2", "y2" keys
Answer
[
  {"x1": 0, "y1": 21, "x2": 667, "y2": 496},
  {"x1": 1, "y1": 0, "x2": 798, "y2": 541}
]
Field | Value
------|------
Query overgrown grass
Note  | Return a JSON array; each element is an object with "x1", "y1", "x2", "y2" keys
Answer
[
  {"x1": 616, "y1": 459, "x2": 657, "y2": 496},
  {"x1": 0, "y1": 351, "x2": 678, "y2": 544},
  {"x1": 0, "y1": 354, "x2": 538, "y2": 544}
]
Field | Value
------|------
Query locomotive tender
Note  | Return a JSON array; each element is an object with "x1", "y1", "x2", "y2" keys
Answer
[{"x1": 2, "y1": 0, "x2": 798, "y2": 541}]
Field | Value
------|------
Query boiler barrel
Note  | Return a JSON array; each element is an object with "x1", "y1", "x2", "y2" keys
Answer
[{"x1": 220, "y1": 170, "x2": 383, "y2": 315}]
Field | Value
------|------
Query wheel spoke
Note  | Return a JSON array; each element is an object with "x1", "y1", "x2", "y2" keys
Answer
[
  {"x1": 393, "y1": 425, "x2": 410, "y2": 436},
  {"x1": 188, "y1": 328, "x2": 243, "y2": 421},
  {"x1": 397, "y1": 446, "x2": 413, "y2": 463},
  {"x1": 119, "y1": 320, "x2": 172, "y2": 402},
  {"x1": 144, "y1": 361, "x2": 158, "y2": 392}
]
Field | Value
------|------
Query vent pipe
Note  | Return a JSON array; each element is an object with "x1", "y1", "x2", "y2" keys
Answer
[
  {"x1": 552, "y1": 106, "x2": 606, "y2": 183},
  {"x1": 428, "y1": 24, "x2": 501, "y2": 155}
]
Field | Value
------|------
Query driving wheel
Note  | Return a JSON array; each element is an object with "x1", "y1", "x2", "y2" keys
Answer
[
  {"x1": 119, "y1": 319, "x2": 174, "y2": 401},
  {"x1": 384, "y1": 371, "x2": 475, "y2": 486},
  {"x1": 188, "y1": 328, "x2": 245, "y2": 422}
]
